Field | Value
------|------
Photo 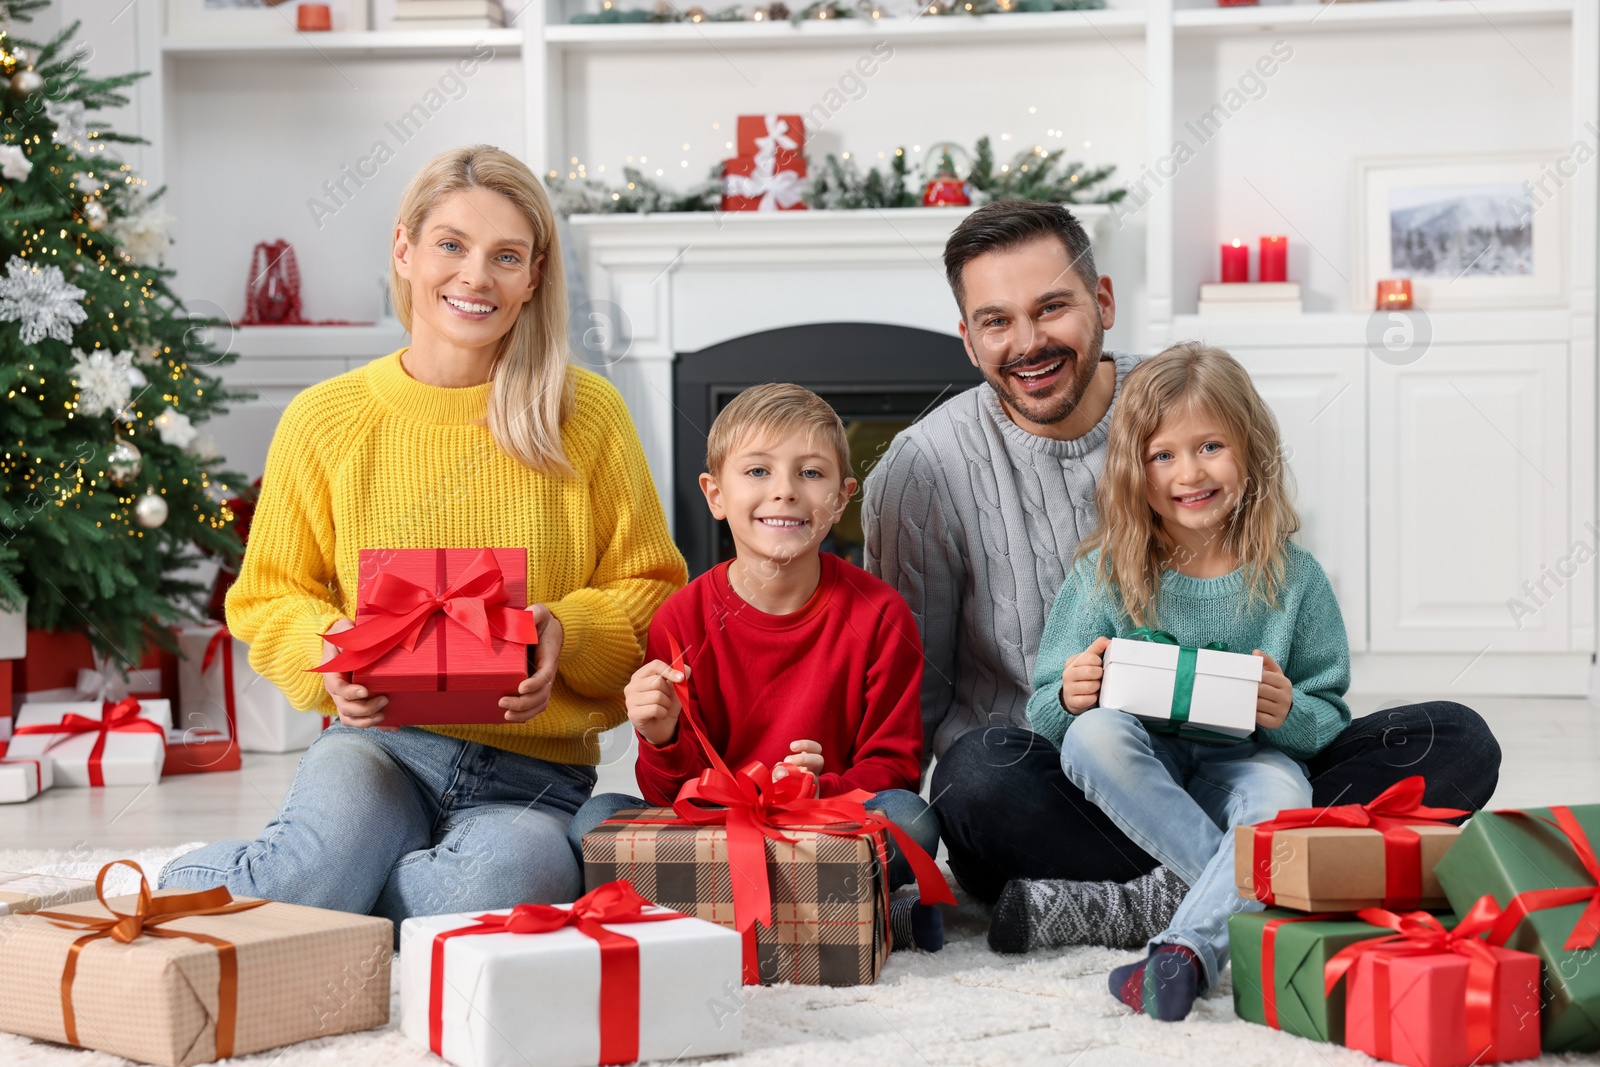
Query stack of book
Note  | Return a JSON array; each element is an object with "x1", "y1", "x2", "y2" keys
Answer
[
  {"x1": 1197, "y1": 282, "x2": 1302, "y2": 317},
  {"x1": 391, "y1": 0, "x2": 504, "y2": 29}
]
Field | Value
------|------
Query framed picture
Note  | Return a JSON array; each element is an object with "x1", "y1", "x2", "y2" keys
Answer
[
  {"x1": 167, "y1": 0, "x2": 368, "y2": 37},
  {"x1": 1352, "y1": 153, "x2": 1564, "y2": 310}
]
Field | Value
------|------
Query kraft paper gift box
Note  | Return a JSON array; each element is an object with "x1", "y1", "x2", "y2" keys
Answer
[
  {"x1": 8, "y1": 698, "x2": 170, "y2": 787},
  {"x1": 1434, "y1": 804, "x2": 1600, "y2": 1053},
  {"x1": 582, "y1": 807, "x2": 890, "y2": 987},
  {"x1": 400, "y1": 882, "x2": 744, "y2": 1067},
  {"x1": 1235, "y1": 824, "x2": 1461, "y2": 912},
  {"x1": 1229, "y1": 908, "x2": 1403, "y2": 1044},
  {"x1": 0, "y1": 871, "x2": 93, "y2": 914},
  {"x1": 0, "y1": 862, "x2": 392, "y2": 1067},
  {"x1": 314, "y1": 548, "x2": 537, "y2": 727},
  {"x1": 1099, "y1": 634, "x2": 1261, "y2": 741},
  {"x1": 0, "y1": 751, "x2": 52, "y2": 803}
]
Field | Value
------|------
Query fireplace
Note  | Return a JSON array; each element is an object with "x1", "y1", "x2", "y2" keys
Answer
[{"x1": 672, "y1": 321, "x2": 982, "y2": 576}]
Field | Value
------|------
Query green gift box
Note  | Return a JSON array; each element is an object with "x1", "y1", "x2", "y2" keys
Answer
[
  {"x1": 1229, "y1": 909, "x2": 1401, "y2": 1042},
  {"x1": 1434, "y1": 804, "x2": 1600, "y2": 1053}
]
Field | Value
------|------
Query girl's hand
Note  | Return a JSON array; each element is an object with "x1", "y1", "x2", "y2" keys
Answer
[
  {"x1": 1253, "y1": 649, "x2": 1293, "y2": 729},
  {"x1": 774, "y1": 739, "x2": 823, "y2": 780},
  {"x1": 321, "y1": 617, "x2": 396, "y2": 730},
  {"x1": 625, "y1": 659, "x2": 686, "y2": 747},
  {"x1": 501, "y1": 604, "x2": 564, "y2": 723},
  {"x1": 1061, "y1": 636, "x2": 1112, "y2": 715}
]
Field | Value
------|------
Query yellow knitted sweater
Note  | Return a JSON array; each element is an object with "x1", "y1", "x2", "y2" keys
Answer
[{"x1": 224, "y1": 349, "x2": 687, "y2": 765}]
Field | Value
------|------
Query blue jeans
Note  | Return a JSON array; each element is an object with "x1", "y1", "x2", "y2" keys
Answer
[
  {"x1": 159, "y1": 725, "x2": 597, "y2": 935},
  {"x1": 1060, "y1": 707, "x2": 1311, "y2": 989},
  {"x1": 567, "y1": 787, "x2": 940, "y2": 891}
]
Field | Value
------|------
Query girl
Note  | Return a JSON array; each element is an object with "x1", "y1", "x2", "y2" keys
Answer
[
  {"x1": 1022, "y1": 342, "x2": 1350, "y2": 1021},
  {"x1": 160, "y1": 146, "x2": 686, "y2": 927}
]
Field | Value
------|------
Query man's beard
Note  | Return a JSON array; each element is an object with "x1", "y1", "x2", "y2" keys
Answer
[{"x1": 987, "y1": 322, "x2": 1106, "y2": 426}]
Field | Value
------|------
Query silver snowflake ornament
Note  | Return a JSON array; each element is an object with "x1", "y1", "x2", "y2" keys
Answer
[
  {"x1": 45, "y1": 100, "x2": 93, "y2": 155},
  {"x1": 70, "y1": 348, "x2": 137, "y2": 419},
  {"x1": 0, "y1": 255, "x2": 88, "y2": 344}
]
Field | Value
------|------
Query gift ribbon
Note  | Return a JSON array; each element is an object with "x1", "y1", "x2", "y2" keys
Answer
[
  {"x1": 723, "y1": 154, "x2": 805, "y2": 212},
  {"x1": 1, "y1": 756, "x2": 45, "y2": 794},
  {"x1": 427, "y1": 881, "x2": 685, "y2": 1066},
  {"x1": 13, "y1": 698, "x2": 169, "y2": 787},
  {"x1": 752, "y1": 114, "x2": 799, "y2": 157},
  {"x1": 1248, "y1": 775, "x2": 1468, "y2": 909},
  {"x1": 1122, "y1": 628, "x2": 1238, "y2": 743},
  {"x1": 1483, "y1": 806, "x2": 1600, "y2": 952},
  {"x1": 311, "y1": 548, "x2": 538, "y2": 676},
  {"x1": 660, "y1": 634, "x2": 955, "y2": 982},
  {"x1": 1257, "y1": 912, "x2": 1340, "y2": 1030},
  {"x1": 31, "y1": 860, "x2": 267, "y2": 1059},
  {"x1": 1324, "y1": 896, "x2": 1511, "y2": 1064}
]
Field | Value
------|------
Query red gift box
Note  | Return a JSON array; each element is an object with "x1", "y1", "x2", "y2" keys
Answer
[
  {"x1": 1326, "y1": 902, "x2": 1542, "y2": 1067},
  {"x1": 721, "y1": 153, "x2": 808, "y2": 213},
  {"x1": 735, "y1": 114, "x2": 804, "y2": 167},
  {"x1": 15, "y1": 630, "x2": 176, "y2": 706},
  {"x1": 314, "y1": 548, "x2": 538, "y2": 726}
]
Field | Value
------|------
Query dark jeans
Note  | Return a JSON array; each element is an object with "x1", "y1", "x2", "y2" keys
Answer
[{"x1": 930, "y1": 701, "x2": 1501, "y2": 904}]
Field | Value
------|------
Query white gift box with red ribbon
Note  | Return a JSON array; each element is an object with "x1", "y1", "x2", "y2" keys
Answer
[
  {"x1": 400, "y1": 885, "x2": 743, "y2": 1067},
  {"x1": 8, "y1": 698, "x2": 170, "y2": 787},
  {"x1": 177, "y1": 624, "x2": 321, "y2": 753},
  {"x1": 0, "y1": 753, "x2": 51, "y2": 803}
]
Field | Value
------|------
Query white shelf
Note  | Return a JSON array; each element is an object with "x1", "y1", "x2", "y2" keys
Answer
[
  {"x1": 1168, "y1": 308, "x2": 1574, "y2": 348},
  {"x1": 1173, "y1": 0, "x2": 1571, "y2": 37},
  {"x1": 161, "y1": 28, "x2": 523, "y2": 58},
  {"x1": 545, "y1": 9, "x2": 1144, "y2": 50},
  {"x1": 228, "y1": 323, "x2": 410, "y2": 360}
]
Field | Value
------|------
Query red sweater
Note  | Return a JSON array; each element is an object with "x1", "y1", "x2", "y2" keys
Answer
[{"x1": 633, "y1": 553, "x2": 925, "y2": 805}]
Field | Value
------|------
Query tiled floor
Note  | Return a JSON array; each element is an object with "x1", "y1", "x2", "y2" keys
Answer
[{"x1": 3, "y1": 695, "x2": 1596, "y2": 851}]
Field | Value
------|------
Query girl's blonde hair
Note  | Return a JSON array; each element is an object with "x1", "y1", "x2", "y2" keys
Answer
[
  {"x1": 1077, "y1": 342, "x2": 1299, "y2": 627},
  {"x1": 391, "y1": 144, "x2": 575, "y2": 474}
]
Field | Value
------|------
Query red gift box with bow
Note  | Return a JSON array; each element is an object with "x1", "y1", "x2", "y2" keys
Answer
[
  {"x1": 312, "y1": 548, "x2": 538, "y2": 726},
  {"x1": 735, "y1": 113, "x2": 804, "y2": 167}
]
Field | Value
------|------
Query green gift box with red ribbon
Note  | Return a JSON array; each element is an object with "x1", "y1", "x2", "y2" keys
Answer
[
  {"x1": 1230, "y1": 908, "x2": 1400, "y2": 1043},
  {"x1": 1434, "y1": 804, "x2": 1600, "y2": 1052}
]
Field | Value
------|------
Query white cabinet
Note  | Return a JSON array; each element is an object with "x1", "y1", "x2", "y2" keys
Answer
[
  {"x1": 1229, "y1": 350, "x2": 1367, "y2": 653},
  {"x1": 1369, "y1": 343, "x2": 1571, "y2": 652}
]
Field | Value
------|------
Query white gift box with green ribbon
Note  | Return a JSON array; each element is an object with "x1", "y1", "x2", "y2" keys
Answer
[{"x1": 1099, "y1": 633, "x2": 1262, "y2": 742}]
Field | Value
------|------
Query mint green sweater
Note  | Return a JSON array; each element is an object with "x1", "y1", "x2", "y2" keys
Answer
[{"x1": 1025, "y1": 542, "x2": 1351, "y2": 760}]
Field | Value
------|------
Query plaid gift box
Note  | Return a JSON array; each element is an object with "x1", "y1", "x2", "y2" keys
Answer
[{"x1": 582, "y1": 807, "x2": 887, "y2": 987}]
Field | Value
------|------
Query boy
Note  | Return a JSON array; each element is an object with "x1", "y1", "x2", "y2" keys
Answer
[{"x1": 567, "y1": 383, "x2": 944, "y2": 950}]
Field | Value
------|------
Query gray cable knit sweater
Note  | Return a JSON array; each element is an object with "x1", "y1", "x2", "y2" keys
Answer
[{"x1": 862, "y1": 351, "x2": 1140, "y2": 763}]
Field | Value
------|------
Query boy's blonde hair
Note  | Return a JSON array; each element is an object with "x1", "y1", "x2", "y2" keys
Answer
[
  {"x1": 705, "y1": 383, "x2": 853, "y2": 479},
  {"x1": 1077, "y1": 342, "x2": 1300, "y2": 627}
]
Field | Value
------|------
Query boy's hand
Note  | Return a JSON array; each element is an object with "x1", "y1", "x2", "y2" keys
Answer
[
  {"x1": 625, "y1": 659, "x2": 686, "y2": 747},
  {"x1": 1061, "y1": 636, "x2": 1111, "y2": 715},
  {"x1": 773, "y1": 739, "x2": 823, "y2": 781},
  {"x1": 1253, "y1": 650, "x2": 1293, "y2": 729}
]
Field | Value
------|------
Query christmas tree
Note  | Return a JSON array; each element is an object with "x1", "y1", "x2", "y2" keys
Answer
[{"x1": 0, "y1": 0, "x2": 246, "y2": 670}]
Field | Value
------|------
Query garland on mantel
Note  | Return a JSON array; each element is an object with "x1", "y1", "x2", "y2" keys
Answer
[
  {"x1": 569, "y1": 0, "x2": 1103, "y2": 24},
  {"x1": 545, "y1": 136, "x2": 1125, "y2": 215}
]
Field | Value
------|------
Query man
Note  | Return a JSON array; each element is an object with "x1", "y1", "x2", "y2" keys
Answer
[{"x1": 861, "y1": 198, "x2": 1501, "y2": 954}]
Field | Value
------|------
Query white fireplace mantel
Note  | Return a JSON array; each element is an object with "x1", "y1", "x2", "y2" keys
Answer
[{"x1": 566, "y1": 205, "x2": 1112, "y2": 526}]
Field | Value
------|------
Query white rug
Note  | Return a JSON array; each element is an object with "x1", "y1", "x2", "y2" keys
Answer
[{"x1": 0, "y1": 845, "x2": 1583, "y2": 1066}]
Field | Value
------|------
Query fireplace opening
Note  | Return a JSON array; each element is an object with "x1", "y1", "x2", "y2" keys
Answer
[{"x1": 672, "y1": 322, "x2": 983, "y2": 577}]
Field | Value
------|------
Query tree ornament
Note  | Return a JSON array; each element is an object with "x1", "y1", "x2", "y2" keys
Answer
[
  {"x1": 83, "y1": 200, "x2": 107, "y2": 230},
  {"x1": 154, "y1": 405, "x2": 197, "y2": 448},
  {"x1": 920, "y1": 141, "x2": 973, "y2": 207},
  {"x1": 70, "y1": 348, "x2": 135, "y2": 417},
  {"x1": 106, "y1": 437, "x2": 142, "y2": 487},
  {"x1": 0, "y1": 255, "x2": 88, "y2": 344},
  {"x1": 134, "y1": 487, "x2": 168, "y2": 529},
  {"x1": 0, "y1": 143, "x2": 31, "y2": 181},
  {"x1": 12, "y1": 45, "x2": 35, "y2": 67},
  {"x1": 9, "y1": 68, "x2": 40, "y2": 96}
]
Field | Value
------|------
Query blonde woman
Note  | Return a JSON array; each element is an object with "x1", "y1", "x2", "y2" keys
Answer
[
  {"x1": 1020, "y1": 343, "x2": 1348, "y2": 1021},
  {"x1": 160, "y1": 146, "x2": 686, "y2": 925}
]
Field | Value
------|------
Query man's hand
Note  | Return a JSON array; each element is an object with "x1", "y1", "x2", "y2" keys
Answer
[
  {"x1": 500, "y1": 604, "x2": 564, "y2": 723},
  {"x1": 321, "y1": 617, "x2": 396, "y2": 729},
  {"x1": 624, "y1": 659, "x2": 685, "y2": 747},
  {"x1": 773, "y1": 739, "x2": 823, "y2": 781},
  {"x1": 1253, "y1": 649, "x2": 1293, "y2": 729},
  {"x1": 1061, "y1": 636, "x2": 1112, "y2": 715}
]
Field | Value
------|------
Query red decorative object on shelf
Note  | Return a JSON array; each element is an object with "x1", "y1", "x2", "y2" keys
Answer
[
  {"x1": 239, "y1": 240, "x2": 372, "y2": 326},
  {"x1": 1221, "y1": 239, "x2": 1249, "y2": 283},
  {"x1": 1259, "y1": 235, "x2": 1288, "y2": 282},
  {"x1": 1376, "y1": 279, "x2": 1414, "y2": 311},
  {"x1": 297, "y1": 3, "x2": 332, "y2": 30}
]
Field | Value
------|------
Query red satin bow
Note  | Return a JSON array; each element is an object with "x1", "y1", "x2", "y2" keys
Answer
[
  {"x1": 14, "y1": 699, "x2": 168, "y2": 787},
  {"x1": 1251, "y1": 775, "x2": 1467, "y2": 908},
  {"x1": 428, "y1": 881, "x2": 684, "y2": 1066},
  {"x1": 313, "y1": 548, "x2": 539, "y2": 674},
  {"x1": 662, "y1": 635, "x2": 955, "y2": 978},
  {"x1": 1324, "y1": 896, "x2": 1510, "y2": 1063},
  {"x1": 1485, "y1": 806, "x2": 1600, "y2": 952}
]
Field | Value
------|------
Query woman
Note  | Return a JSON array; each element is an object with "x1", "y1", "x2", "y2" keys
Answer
[{"x1": 160, "y1": 145, "x2": 686, "y2": 925}]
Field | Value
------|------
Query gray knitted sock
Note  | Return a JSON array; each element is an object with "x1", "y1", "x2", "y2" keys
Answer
[{"x1": 987, "y1": 866, "x2": 1189, "y2": 953}]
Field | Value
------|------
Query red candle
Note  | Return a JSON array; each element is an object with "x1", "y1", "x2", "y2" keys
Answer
[
  {"x1": 1259, "y1": 235, "x2": 1287, "y2": 282},
  {"x1": 1375, "y1": 279, "x2": 1413, "y2": 311},
  {"x1": 297, "y1": 3, "x2": 332, "y2": 30},
  {"x1": 1220, "y1": 239, "x2": 1248, "y2": 284}
]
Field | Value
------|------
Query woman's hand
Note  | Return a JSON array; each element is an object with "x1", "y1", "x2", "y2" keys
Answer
[
  {"x1": 1253, "y1": 649, "x2": 1293, "y2": 729},
  {"x1": 501, "y1": 604, "x2": 565, "y2": 723},
  {"x1": 1061, "y1": 636, "x2": 1111, "y2": 715},
  {"x1": 321, "y1": 617, "x2": 395, "y2": 729}
]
